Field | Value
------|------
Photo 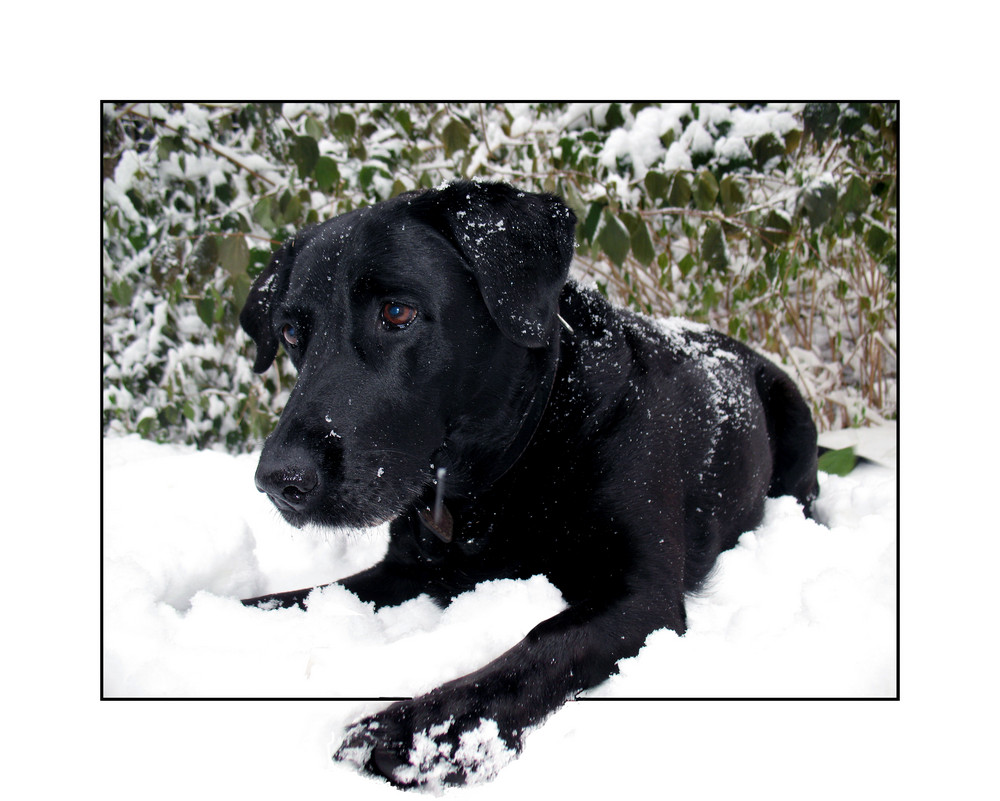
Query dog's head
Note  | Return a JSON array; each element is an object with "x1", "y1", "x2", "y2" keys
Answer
[{"x1": 240, "y1": 181, "x2": 576, "y2": 528}]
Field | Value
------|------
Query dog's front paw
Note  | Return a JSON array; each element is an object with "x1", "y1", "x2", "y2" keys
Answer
[{"x1": 334, "y1": 697, "x2": 521, "y2": 790}]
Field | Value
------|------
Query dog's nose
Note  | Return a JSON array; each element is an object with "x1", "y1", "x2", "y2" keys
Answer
[{"x1": 255, "y1": 461, "x2": 319, "y2": 511}]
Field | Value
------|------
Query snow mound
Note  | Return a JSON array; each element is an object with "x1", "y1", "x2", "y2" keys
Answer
[{"x1": 104, "y1": 427, "x2": 895, "y2": 700}]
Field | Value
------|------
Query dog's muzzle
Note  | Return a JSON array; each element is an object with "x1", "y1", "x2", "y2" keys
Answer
[{"x1": 255, "y1": 462, "x2": 319, "y2": 513}]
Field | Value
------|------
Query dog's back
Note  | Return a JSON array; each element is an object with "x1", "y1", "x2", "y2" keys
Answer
[{"x1": 556, "y1": 284, "x2": 818, "y2": 592}]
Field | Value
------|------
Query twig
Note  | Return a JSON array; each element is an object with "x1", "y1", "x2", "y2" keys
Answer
[
  {"x1": 477, "y1": 103, "x2": 492, "y2": 158},
  {"x1": 776, "y1": 327, "x2": 819, "y2": 410}
]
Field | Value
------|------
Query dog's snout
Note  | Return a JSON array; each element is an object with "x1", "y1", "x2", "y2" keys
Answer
[{"x1": 255, "y1": 458, "x2": 320, "y2": 512}]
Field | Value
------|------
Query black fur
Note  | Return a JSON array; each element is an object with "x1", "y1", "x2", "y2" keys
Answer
[{"x1": 240, "y1": 181, "x2": 819, "y2": 788}]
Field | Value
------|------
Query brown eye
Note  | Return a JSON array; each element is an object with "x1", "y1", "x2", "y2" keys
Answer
[
  {"x1": 281, "y1": 324, "x2": 300, "y2": 346},
  {"x1": 381, "y1": 302, "x2": 417, "y2": 328}
]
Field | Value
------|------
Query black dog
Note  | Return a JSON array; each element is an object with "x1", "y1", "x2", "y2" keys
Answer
[{"x1": 240, "y1": 181, "x2": 818, "y2": 788}]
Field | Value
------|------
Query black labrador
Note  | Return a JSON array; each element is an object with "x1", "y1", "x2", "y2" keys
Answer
[{"x1": 239, "y1": 181, "x2": 818, "y2": 788}]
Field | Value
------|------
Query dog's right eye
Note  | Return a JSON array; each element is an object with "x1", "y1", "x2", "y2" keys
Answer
[
  {"x1": 281, "y1": 324, "x2": 300, "y2": 347},
  {"x1": 381, "y1": 302, "x2": 417, "y2": 329}
]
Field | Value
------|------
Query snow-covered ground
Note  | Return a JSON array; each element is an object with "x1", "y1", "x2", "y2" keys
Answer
[{"x1": 101, "y1": 423, "x2": 897, "y2": 795}]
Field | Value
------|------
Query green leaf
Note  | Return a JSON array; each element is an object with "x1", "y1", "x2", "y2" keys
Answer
[
  {"x1": 598, "y1": 210, "x2": 631, "y2": 267},
  {"x1": 677, "y1": 252, "x2": 696, "y2": 277},
  {"x1": 764, "y1": 250, "x2": 781, "y2": 282},
  {"x1": 618, "y1": 211, "x2": 643, "y2": 237},
  {"x1": 668, "y1": 172, "x2": 691, "y2": 207},
  {"x1": 839, "y1": 103, "x2": 870, "y2": 138},
  {"x1": 866, "y1": 220, "x2": 894, "y2": 258},
  {"x1": 212, "y1": 287, "x2": 225, "y2": 323},
  {"x1": 196, "y1": 295, "x2": 215, "y2": 327},
  {"x1": 753, "y1": 132, "x2": 785, "y2": 168},
  {"x1": 214, "y1": 182, "x2": 234, "y2": 205},
  {"x1": 315, "y1": 156, "x2": 339, "y2": 192},
  {"x1": 394, "y1": 108, "x2": 413, "y2": 136},
  {"x1": 332, "y1": 112, "x2": 357, "y2": 140},
  {"x1": 280, "y1": 192, "x2": 303, "y2": 224},
  {"x1": 702, "y1": 221, "x2": 729, "y2": 272},
  {"x1": 702, "y1": 281, "x2": 718, "y2": 310},
  {"x1": 882, "y1": 248, "x2": 897, "y2": 281},
  {"x1": 188, "y1": 235, "x2": 219, "y2": 278},
  {"x1": 289, "y1": 135, "x2": 319, "y2": 180},
  {"x1": 582, "y1": 201, "x2": 605, "y2": 242},
  {"x1": 219, "y1": 211, "x2": 248, "y2": 234},
  {"x1": 693, "y1": 170, "x2": 719, "y2": 211},
  {"x1": 630, "y1": 219, "x2": 656, "y2": 266},
  {"x1": 803, "y1": 103, "x2": 839, "y2": 145},
  {"x1": 719, "y1": 175, "x2": 745, "y2": 216},
  {"x1": 156, "y1": 135, "x2": 184, "y2": 160},
  {"x1": 441, "y1": 119, "x2": 471, "y2": 157},
  {"x1": 801, "y1": 180, "x2": 838, "y2": 228},
  {"x1": 232, "y1": 271, "x2": 252, "y2": 311},
  {"x1": 359, "y1": 164, "x2": 379, "y2": 191},
  {"x1": 762, "y1": 209, "x2": 792, "y2": 251},
  {"x1": 604, "y1": 103, "x2": 625, "y2": 130},
  {"x1": 110, "y1": 279, "x2": 133, "y2": 308},
  {"x1": 841, "y1": 175, "x2": 872, "y2": 217},
  {"x1": 252, "y1": 197, "x2": 279, "y2": 232},
  {"x1": 818, "y1": 446, "x2": 858, "y2": 476},
  {"x1": 136, "y1": 416, "x2": 155, "y2": 438},
  {"x1": 219, "y1": 233, "x2": 250, "y2": 277},
  {"x1": 644, "y1": 170, "x2": 670, "y2": 201},
  {"x1": 557, "y1": 136, "x2": 578, "y2": 168},
  {"x1": 304, "y1": 115, "x2": 323, "y2": 141},
  {"x1": 783, "y1": 128, "x2": 803, "y2": 154}
]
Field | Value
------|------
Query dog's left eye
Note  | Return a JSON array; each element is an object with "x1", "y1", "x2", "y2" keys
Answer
[
  {"x1": 281, "y1": 324, "x2": 300, "y2": 346},
  {"x1": 381, "y1": 302, "x2": 417, "y2": 329}
]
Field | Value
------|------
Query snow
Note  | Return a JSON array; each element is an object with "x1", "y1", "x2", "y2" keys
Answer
[
  {"x1": 102, "y1": 178, "x2": 141, "y2": 223},
  {"x1": 340, "y1": 716, "x2": 519, "y2": 791},
  {"x1": 100, "y1": 420, "x2": 897, "y2": 793},
  {"x1": 592, "y1": 103, "x2": 802, "y2": 188},
  {"x1": 103, "y1": 435, "x2": 570, "y2": 698},
  {"x1": 598, "y1": 106, "x2": 689, "y2": 179}
]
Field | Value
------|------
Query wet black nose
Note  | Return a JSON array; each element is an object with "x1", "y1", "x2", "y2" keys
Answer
[{"x1": 255, "y1": 454, "x2": 320, "y2": 512}]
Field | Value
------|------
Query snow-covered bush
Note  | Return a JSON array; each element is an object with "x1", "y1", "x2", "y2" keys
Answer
[{"x1": 102, "y1": 102, "x2": 897, "y2": 451}]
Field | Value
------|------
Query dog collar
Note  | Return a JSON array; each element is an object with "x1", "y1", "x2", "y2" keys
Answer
[
  {"x1": 481, "y1": 332, "x2": 561, "y2": 491},
  {"x1": 418, "y1": 503, "x2": 454, "y2": 543},
  {"x1": 416, "y1": 326, "x2": 563, "y2": 545}
]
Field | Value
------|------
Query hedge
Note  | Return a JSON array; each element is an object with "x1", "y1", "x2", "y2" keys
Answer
[{"x1": 102, "y1": 102, "x2": 897, "y2": 452}]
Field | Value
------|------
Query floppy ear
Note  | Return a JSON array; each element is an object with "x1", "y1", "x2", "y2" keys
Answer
[
  {"x1": 414, "y1": 182, "x2": 577, "y2": 347},
  {"x1": 239, "y1": 240, "x2": 294, "y2": 373}
]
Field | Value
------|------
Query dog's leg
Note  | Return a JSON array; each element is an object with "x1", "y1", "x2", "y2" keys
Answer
[
  {"x1": 241, "y1": 561, "x2": 448, "y2": 611},
  {"x1": 241, "y1": 585, "x2": 332, "y2": 609},
  {"x1": 337, "y1": 562, "x2": 447, "y2": 609},
  {"x1": 334, "y1": 591, "x2": 681, "y2": 788}
]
